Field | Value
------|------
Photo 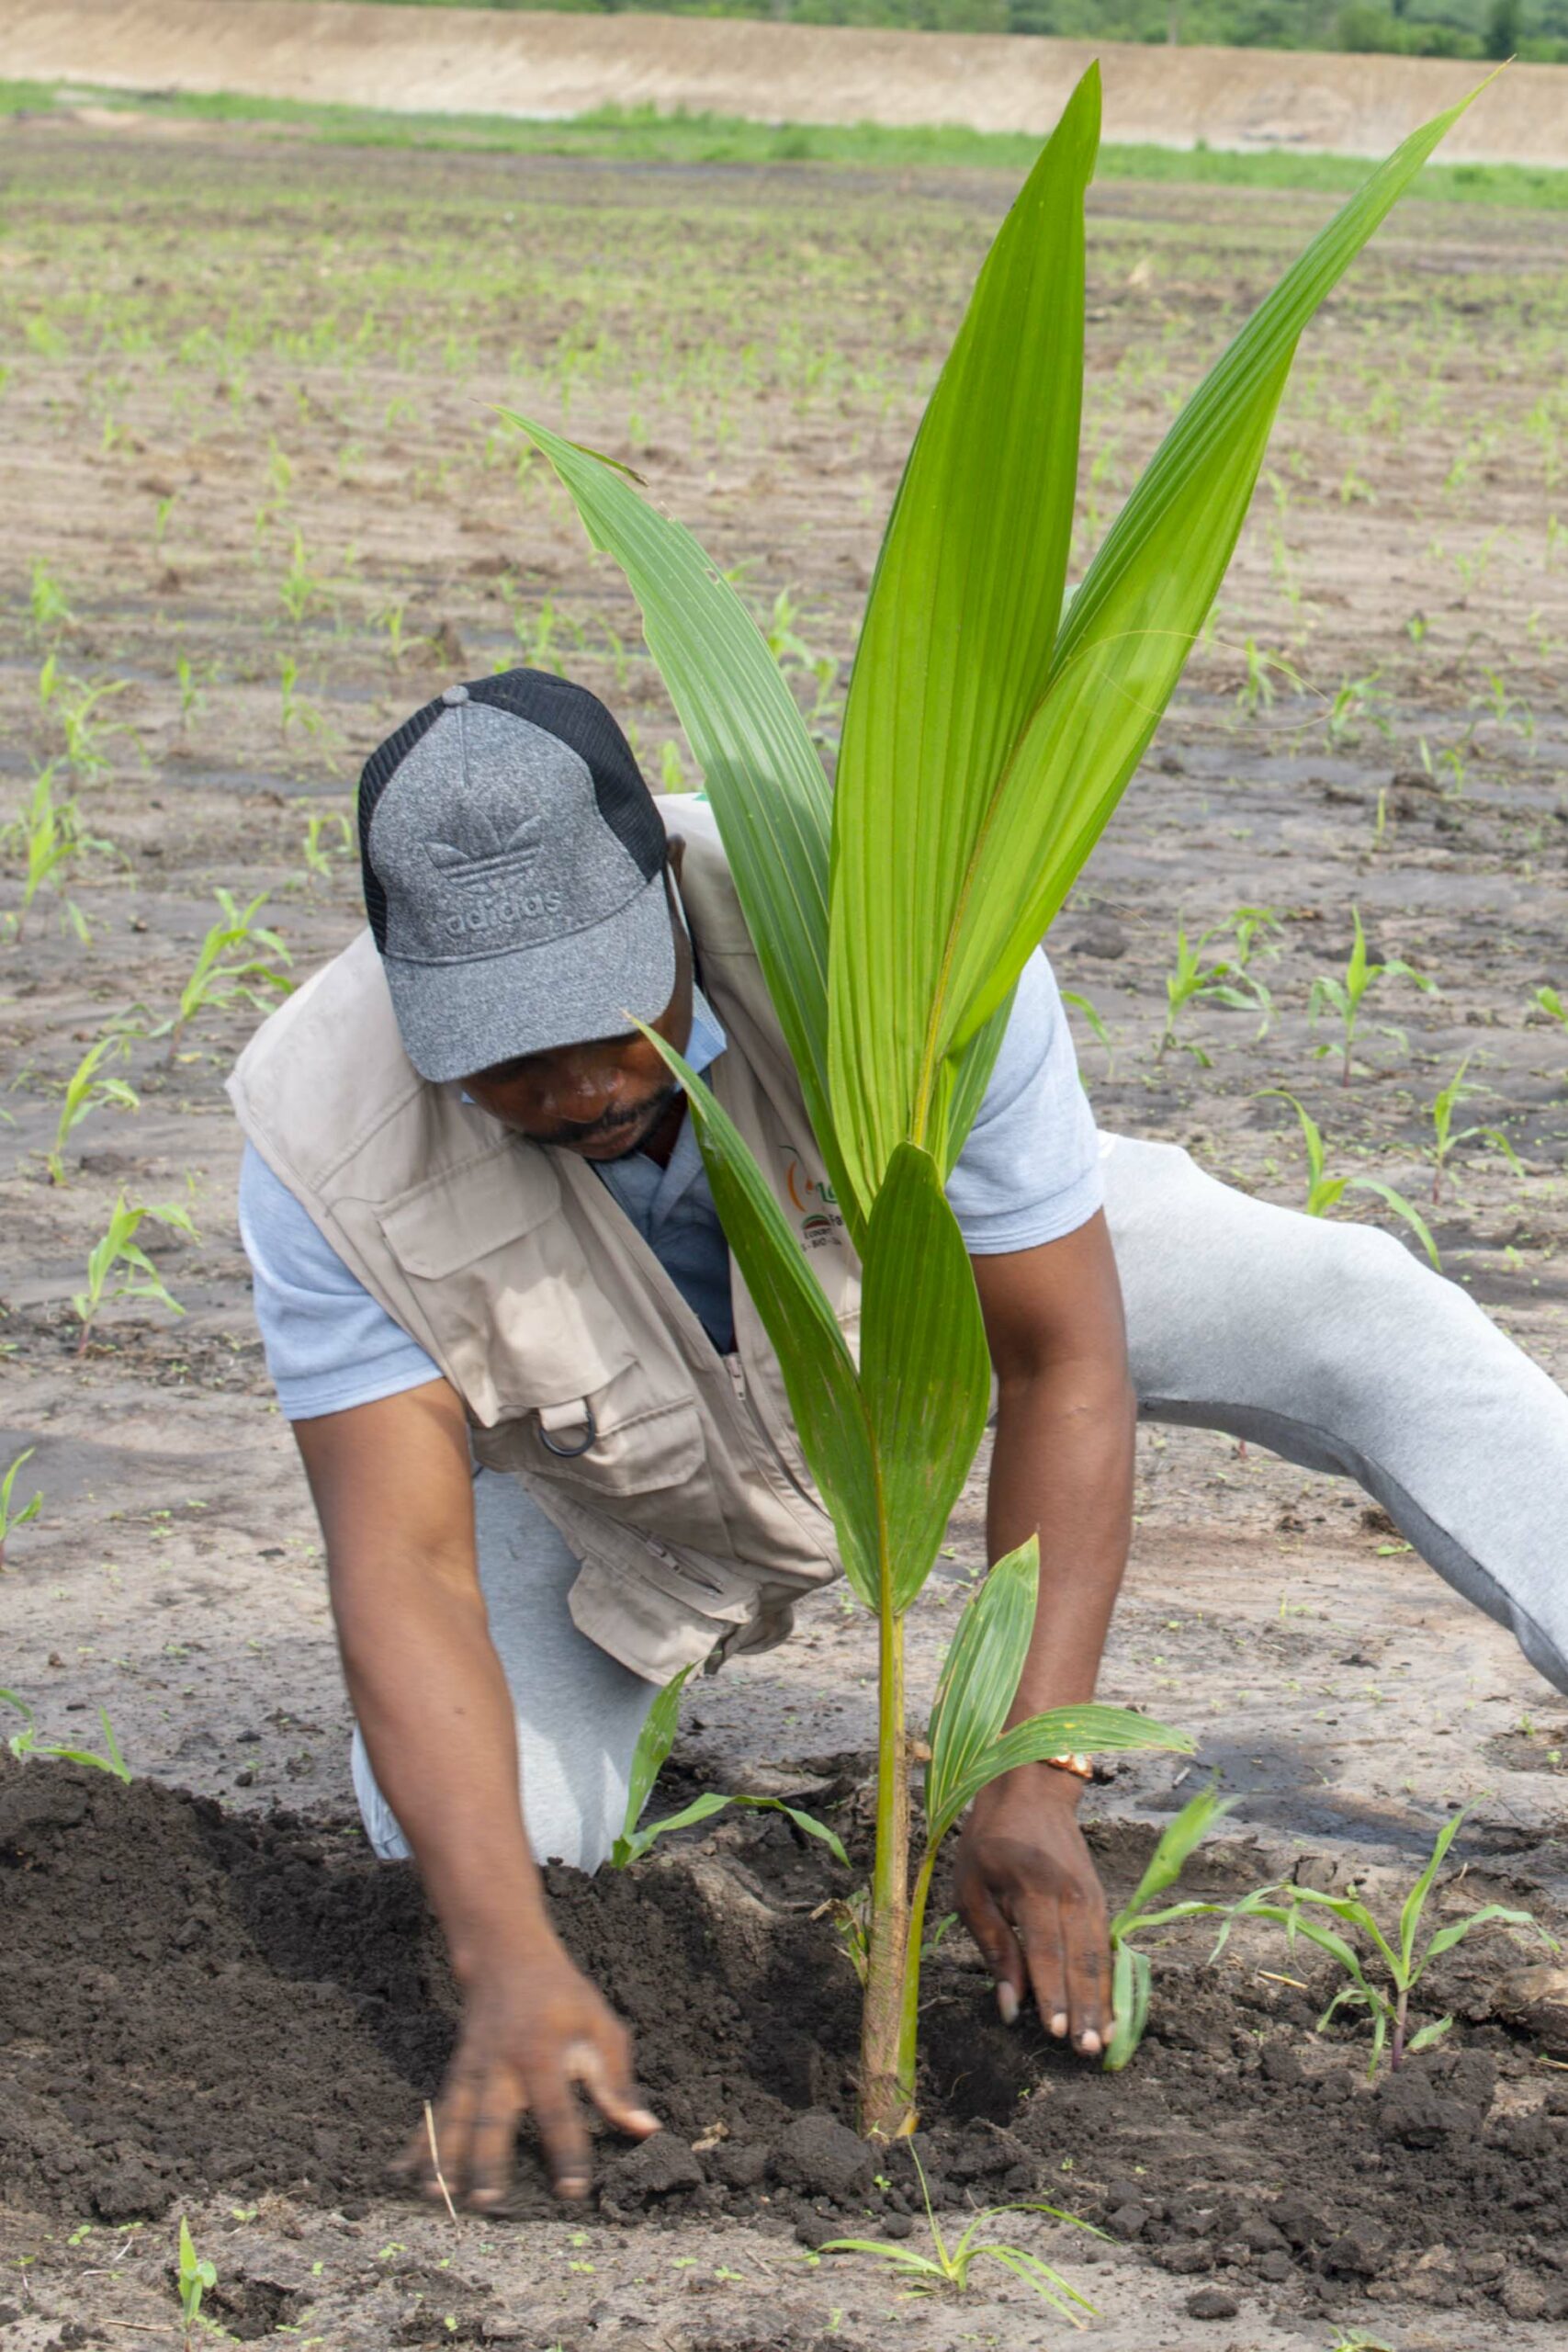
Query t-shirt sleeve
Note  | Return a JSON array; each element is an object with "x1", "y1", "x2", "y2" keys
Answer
[
  {"x1": 237, "y1": 1143, "x2": 444, "y2": 1419},
  {"x1": 945, "y1": 948, "x2": 1104, "y2": 1255}
]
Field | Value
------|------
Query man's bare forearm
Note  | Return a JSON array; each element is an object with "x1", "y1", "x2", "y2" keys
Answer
[
  {"x1": 986, "y1": 1356, "x2": 1135, "y2": 1727},
  {"x1": 293, "y1": 1384, "x2": 558, "y2": 1986},
  {"x1": 332, "y1": 1547, "x2": 558, "y2": 1980}
]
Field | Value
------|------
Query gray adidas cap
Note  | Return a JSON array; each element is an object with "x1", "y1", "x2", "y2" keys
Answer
[{"x1": 357, "y1": 669, "x2": 674, "y2": 1084}]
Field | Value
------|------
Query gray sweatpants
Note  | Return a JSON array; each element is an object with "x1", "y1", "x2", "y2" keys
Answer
[{"x1": 352, "y1": 1133, "x2": 1568, "y2": 1872}]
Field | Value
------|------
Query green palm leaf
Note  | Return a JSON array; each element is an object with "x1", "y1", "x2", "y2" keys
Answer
[
  {"x1": 825, "y1": 74, "x2": 1488, "y2": 1211},
  {"x1": 634, "y1": 1022, "x2": 880, "y2": 1604},
  {"x1": 860, "y1": 1144, "x2": 992, "y2": 1613},
  {"x1": 501, "y1": 410, "x2": 862, "y2": 1244},
  {"x1": 828, "y1": 66, "x2": 1099, "y2": 1204}
]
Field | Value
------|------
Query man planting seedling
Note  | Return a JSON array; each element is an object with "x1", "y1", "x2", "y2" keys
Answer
[{"x1": 230, "y1": 66, "x2": 1568, "y2": 2206}]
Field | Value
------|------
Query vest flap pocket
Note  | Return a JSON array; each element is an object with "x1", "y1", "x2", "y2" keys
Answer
[
  {"x1": 377, "y1": 1149, "x2": 632, "y2": 1417},
  {"x1": 378, "y1": 1150, "x2": 559, "y2": 1278},
  {"x1": 526, "y1": 1390, "x2": 707, "y2": 1499}
]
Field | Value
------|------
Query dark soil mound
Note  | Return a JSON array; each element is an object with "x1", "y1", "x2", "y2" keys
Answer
[{"x1": 5, "y1": 1758, "x2": 1568, "y2": 2324}]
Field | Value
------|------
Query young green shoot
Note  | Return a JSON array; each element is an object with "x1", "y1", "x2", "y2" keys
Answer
[
  {"x1": 1221, "y1": 1804, "x2": 1555, "y2": 2075},
  {"x1": 2, "y1": 1686, "x2": 131, "y2": 1781},
  {"x1": 1158, "y1": 915, "x2": 1273, "y2": 1064},
  {"x1": 1258, "y1": 1091, "x2": 1439, "y2": 1269},
  {"x1": 1427, "y1": 1057, "x2": 1523, "y2": 1204},
  {"x1": 47, "y1": 1035, "x2": 140, "y2": 1185},
  {"x1": 1103, "y1": 1783, "x2": 1235, "y2": 2072},
  {"x1": 818, "y1": 2145, "x2": 1098, "y2": 2323},
  {"x1": 610, "y1": 1663, "x2": 849, "y2": 1870},
  {"x1": 2, "y1": 764, "x2": 111, "y2": 943},
  {"x1": 160, "y1": 888, "x2": 293, "y2": 1059},
  {"x1": 73, "y1": 1194, "x2": 199, "y2": 1353},
  {"x1": 1308, "y1": 906, "x2": 1438, "y2": 1086},
  {"x1": 0, "y1": 1449, "x2": 43, "y2": 1569},
  {"x1": 177, "y1": 2216, "x2": 218, "y2": 2350},
  {"x1": 29, "y1": 558, "x2": 75, "y2": 636}
]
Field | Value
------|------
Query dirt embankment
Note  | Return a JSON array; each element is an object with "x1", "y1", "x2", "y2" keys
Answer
[{"x1": 0, "y1": 0, "x2": 1559, "y2": 164}]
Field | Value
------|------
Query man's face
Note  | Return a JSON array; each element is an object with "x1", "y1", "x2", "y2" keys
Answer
[{"x1": 458, "y1": 866, "x2": 694, "y2": 1163}]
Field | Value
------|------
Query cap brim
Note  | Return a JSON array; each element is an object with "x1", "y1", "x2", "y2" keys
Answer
[{"x1": 383, "y1": 866, "x2": 677, "y2": 1083}]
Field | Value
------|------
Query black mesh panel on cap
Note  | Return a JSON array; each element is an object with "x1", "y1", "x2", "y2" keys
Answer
[
  {"x1": 466, "y1": 668, "x2": 666, "y2": 884},
  {"x1": 357, "y1": 693, "x2": 445, "y2": 952}
]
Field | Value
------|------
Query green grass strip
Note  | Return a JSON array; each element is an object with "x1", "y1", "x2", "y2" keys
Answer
[{"x1": 4, "y1": 79, "x2": 1564, "y2": 209}]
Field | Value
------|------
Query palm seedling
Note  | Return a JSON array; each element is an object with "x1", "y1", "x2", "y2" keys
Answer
[
  {"x1": 1258, "y1": 1091, "x2": 1439, "y2": 1269},
  {"x1": 610, "y1": 1663, "x2": 849, "y2": 1869},
  {"x1": 819, "y1": 2144, "x2": 1097, "y2": 2322},
  {"x1": 1308, "y1": 904, "x2": 1438, "y2": 1086},
  {"x1": 1102, "y1": 1782, "x2": 1235, "y2": 2072},
  {"x1": 506, "y1": 66, "x2": 1484, "y2": 2136},
  {"x1": 1219, "y1": 1804, "x2": 1554, "y2": 2075}
]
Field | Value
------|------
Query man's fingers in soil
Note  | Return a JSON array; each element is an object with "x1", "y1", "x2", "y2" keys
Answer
[
  {"x1": 958, "y1": 1879, "x2": 1027, "y2": 2023},
  {"x1": 463, "y1": 2097, "x2": 525, "y2": 2211},
  {"x1": 527, "y1": 2064, "x2": 595, "y2": 2200},
  {"x1": 395, "y1": 2073, "x2": 479, "y2": 2199},
  {"x1": 1014, "y1": 1897, "x2": 1071, "y2": 2042},
  {"x1": 1065, "y1": 1927, "x2": 1111, "y2": 2057},
  {"x1": 566, "y1": 2033, "x2": 660, "y2": 2140}
]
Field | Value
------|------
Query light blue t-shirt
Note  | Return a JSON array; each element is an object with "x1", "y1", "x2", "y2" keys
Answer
[{"x1": 238, "y1": 948, "x2": 1102, "y2": 1420}]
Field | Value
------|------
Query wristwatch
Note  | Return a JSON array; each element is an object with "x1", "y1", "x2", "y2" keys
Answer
[{"x1": 1043, "y1": 1751, "x2": 1094, "y2": 1782}]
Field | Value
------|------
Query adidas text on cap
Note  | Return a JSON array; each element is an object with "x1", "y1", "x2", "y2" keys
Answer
[{"x1": 358, "y1": 669, "x2": 673, "y2": 1084}]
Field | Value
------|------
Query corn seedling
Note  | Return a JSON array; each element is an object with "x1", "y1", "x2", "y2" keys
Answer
[
  {"x1": 1307, "y1": 906, "x2": 1437, "y2": 1086},
  {"x1": 1427, "y1": 1057, "x2": 1523, "y2": 1204},
  {"x1": 1103, "y1": 1783, "x2": 1235, "y2": 2072},
  {"x1": 160, "y1": 888, "x2": 293, "y2": 1058},
  {"x1": 0, "y1": 1450, "x2": 43, "y2": 1568},
  {"x1": 508, "y1": 67, "x2": 1477, "y2": 2135},
  {"x1": 1321, "y1": 670, "x2": 1393, "y2": 751},
  {"x1": 819, "y1": 2146, "x2": 1098, "y2": 2322},
  {"x1": 1220, "y1": 1804, "x2": 1555, "y2": 2075},
  {"x1": 47, "y1": 1035, "x2": 140, "y2": 1185},
  {"x1": 73, "y1": 1193, "x2": 198, "y2": 1352},
  {"x1": 1063, "y1": 987, "x2": 1114, "y2": 1078},
  {"x1": 278, "y1": 654, "x2": 331, "y2": 747},
  {"x1": 48, "y1": 670, "x2": 133, "y2": 785},
  {"x1": 278, "y1": 530, "x2": 333, "y2": 624},
  {"x1": 177, "y1": 2216, "x2": 217, "y2": 2350},
  {"x1": 175, "y1": 654, "x2": 209, "y2": 731},
  {"x1": 2, "y1": 764, "x2": 108, "y2": 942},
  {"x1": 1258, "y1": 1091, "x2": 1439, "y2": 1269},
  {"x1": 29, "y1": 558, "x2": 75, "y2": 635},
  {"x1": 609, "y1": 1663, "x2": 849, "y2": 1869},
  {"x1": 1532, "y1": 984, "x2": 1567, "y2": 1076},
  {"x1": 1158, "y1": 917, "x2": 1273, "y2": 1064},
  {"x1": 299, "y1": 805, "x2": 355, "y2": 882},
  {"x1": 2, "y1": 1686, "x2": 130, "y2": 1780}
]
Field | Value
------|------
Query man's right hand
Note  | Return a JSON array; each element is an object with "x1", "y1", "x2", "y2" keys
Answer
[
  {"x1": 291, "y1": 1381, "x2": 660, "y2": 2205},
  {"x1": 400, "y1": 1934, "x2": 660, "y2": 2206}
]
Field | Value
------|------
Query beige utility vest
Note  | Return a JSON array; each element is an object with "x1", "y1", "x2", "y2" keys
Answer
[{"x1": 228, "y1": 817, "x2": 857, "y2": 1684}]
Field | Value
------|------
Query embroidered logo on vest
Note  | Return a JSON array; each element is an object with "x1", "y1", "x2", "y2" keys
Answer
[{"x1": 782, "y1": 1153, "x2": 845, "y2": 1252}]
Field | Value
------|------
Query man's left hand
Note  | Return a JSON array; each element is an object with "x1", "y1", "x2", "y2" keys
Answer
[{"x1": 953, "y1": 1760, "x2": 1111, "y2": 2056}]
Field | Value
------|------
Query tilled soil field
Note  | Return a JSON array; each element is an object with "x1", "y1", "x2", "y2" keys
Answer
[{"x1": 3, "y1": 104, "x2": 1568, "y2": 2352}]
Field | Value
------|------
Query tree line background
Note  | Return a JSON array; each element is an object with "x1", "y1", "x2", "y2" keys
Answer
[{"x1": 321, "y1": 0, "x2": 1563, "y2": 68}]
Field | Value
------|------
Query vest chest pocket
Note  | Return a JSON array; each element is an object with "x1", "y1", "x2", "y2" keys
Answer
[{"x1": 378, "y1": 1148, "x2": 634, "y2": 1427}]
